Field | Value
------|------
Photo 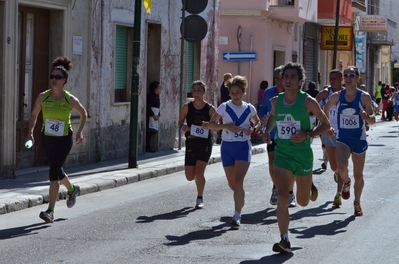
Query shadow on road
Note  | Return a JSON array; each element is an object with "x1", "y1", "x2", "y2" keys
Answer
[
  {"x1": 0, "y1": 222, "x2": 51, "y2": 240},
  {"x1": 135, "y1": 207, "x2": 196, "y2": 223},
  {"x1": 240, "y1": 252, "x2": 294, "y2": 263},
  {"x1": 164, "y1": 220, "x2": 230, "y2": 246}
]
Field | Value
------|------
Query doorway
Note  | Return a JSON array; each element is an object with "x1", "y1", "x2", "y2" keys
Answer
[
  {"x1": 145, "y1": 23, "x2": 161, "y2": 152},
  {"x1": 16, "y1": 6, "x2": 50, "y2": 168}
]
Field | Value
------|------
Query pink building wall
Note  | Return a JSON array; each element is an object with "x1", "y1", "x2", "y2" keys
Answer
[{"x1": 218, "y1": 14, "x2": 299, "y2": 105}]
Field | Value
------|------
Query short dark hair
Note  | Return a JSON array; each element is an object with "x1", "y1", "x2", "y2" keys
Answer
[
  {"x1": 330, "y1": 69, "x2": 343, "y2": 78},
  {"x1": 282, "y1": 62, "x2": 306, "y2": 89},
  {"x1": 260, "y1": 80, "x2": 268, "y2": 90},
  {"x1": 308, "y1": 81, "x2": 317, "y2": 90},
  {"x1": 149, "y1": 81, "x2": 160, "y2": 93}
]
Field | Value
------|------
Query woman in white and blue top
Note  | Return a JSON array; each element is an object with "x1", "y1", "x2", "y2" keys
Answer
[{"x1": 203, "y1": 75, "x2": 260, "y2": 227}]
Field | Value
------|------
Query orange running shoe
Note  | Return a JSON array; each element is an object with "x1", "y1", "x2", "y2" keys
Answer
[{"x1": 354, "y1": 202, "x2": 363, "y2": 216}]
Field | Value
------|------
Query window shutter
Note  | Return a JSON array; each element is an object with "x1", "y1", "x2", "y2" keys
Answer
[
  {"x1": 187, "y1": 42, "x2": 194, "y2": 94},
  {"x1": 115, "y1": 25, "x2": 128, "y2": 90}
]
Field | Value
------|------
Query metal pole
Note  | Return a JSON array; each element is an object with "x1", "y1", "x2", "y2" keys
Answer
[
  {"x1": 128, "y1": 0, "x2": 142, "y2": 168},
  {"x1": 332, "y1": 0, "x2": 340, "y2": 69},
  {"x1": 178, "y1": 0, "x2": 186, "y2": 150}
]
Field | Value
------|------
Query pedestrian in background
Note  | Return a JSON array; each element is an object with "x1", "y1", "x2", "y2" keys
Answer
[
  {"x1": 146, "y1": 81, "x2": 161, "y2": 152},
  {"x1": 25, "y1": 56, "x2": 87, "y2": 223},
  {"x1": 263, "y1": 62, "x2": 330, "y2": 254},
  {"x1": 374, "y1": 81, "x2": 382, "y2": 115},
  {"x1": 257, "y1": 80, "x2": 268, "y2": 111},
  {"x1": 391, "y1": 84, "x2": 399, "y2": 121},
  {"x1": 178, "y1": 80, "x2": 216, "y2": 209},
  {"x1": 203, "y1": 75, "x2": 260, "y2": 228},
  {"x1": 381, "y1": 83, "x2": 391, "y2": 120},
  {"x1": 216, "y1": 73, "x2": 233, "y2": 144},
  {"x1": 305, "y1": 81, "x2": 319, "y2": 98},
  {"x1": 324, "y1": 66, "x2": 375, "y2": 217}
]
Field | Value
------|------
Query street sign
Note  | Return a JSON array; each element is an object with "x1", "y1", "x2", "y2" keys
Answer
[{"x1": 222, "y1": 51, "x2": 257, "y2": 61}]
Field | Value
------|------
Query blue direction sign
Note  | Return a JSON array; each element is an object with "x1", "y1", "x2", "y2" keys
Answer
[{"x1": 222, "y1": 51, "x2": 257, "y2": 61}]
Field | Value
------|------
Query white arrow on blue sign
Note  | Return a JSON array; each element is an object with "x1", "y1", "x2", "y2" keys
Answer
[{"x1": 222, "y1": 51, "x2": 257, "y2": 61}]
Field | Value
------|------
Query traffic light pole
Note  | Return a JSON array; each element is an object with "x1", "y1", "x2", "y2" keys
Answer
[
  {"x1": 178, "y1": 0, "x2": 186, "y2": 150},
  {"x1": 128, "y1": 0, "x2": 142, "y2": 168}
]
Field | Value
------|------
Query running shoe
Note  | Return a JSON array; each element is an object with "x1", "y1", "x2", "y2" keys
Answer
[
  {"x1": 321, "y1": 162, "x2": 327, "y2": 170},
  {"x1": 342, "y1": 180, "x2": 351, "y2": 200},
  {"x1": 288, "y1": 192, "x2": 297, "y2": 207},
  {"x1": 270, "y1": 188, "x2": 278, "y2": 205},
  {"x1": 272, "y1": 239, "x2": 291, "y2": 254},
  {"x1": 230, "y1": 212, "x2": 241, "y2": 227},
  {"x1": 333, "y1": 193, "x2": 342, "y2": 207},
  {"x1": 310, "y1": 182, "x2": 318, "y2": 202},
  {"x1": 66, "y1": 184, "x2": 80, "y2": 208},
  {"x1": 195, "y1": 198, "x2": 204, "y2": 209},
  {"x1": 354, "y1": 202, "x2": 363, "y2": 216},
  {"x1": 333, "y1": 172, "x2": 339, "y2": 183},
  {"x1": 39, "y1": 210, "x2": 54, "y2": 223}
]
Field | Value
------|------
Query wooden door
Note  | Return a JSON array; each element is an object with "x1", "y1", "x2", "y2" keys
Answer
[{"x1": 16, "y1": 6, "x2": 49, "y2": 168}]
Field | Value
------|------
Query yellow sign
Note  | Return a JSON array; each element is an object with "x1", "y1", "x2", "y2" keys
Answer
[
  {"x1": 144, "y1": 0, "x2": 152, "y2": 13},
  {"x1": 321, "y1": 26, "x2": 353, "y2": 51}
]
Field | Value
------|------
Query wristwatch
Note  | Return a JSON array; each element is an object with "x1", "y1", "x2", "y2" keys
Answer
[{"x1": 306, "y1": 132, "x2": 311, "y2": 139}]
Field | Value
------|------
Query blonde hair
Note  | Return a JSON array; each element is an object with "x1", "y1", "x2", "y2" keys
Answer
[{"x1": 225, "y1": 75, "x2": 248, "y2": 93}]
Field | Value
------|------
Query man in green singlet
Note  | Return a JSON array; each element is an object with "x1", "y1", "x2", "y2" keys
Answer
[{"x1": 263, "y1": 62, "x2": 330, "y2": 254}]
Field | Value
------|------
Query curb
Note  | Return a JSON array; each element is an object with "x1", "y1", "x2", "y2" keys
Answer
[{"x1": 0, "y1": 146, "x2": 266, "y2": 215}]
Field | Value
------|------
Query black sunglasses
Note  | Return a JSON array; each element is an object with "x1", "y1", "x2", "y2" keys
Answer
[{"x1": 49, "y1": 74, "x2": 64, "y2": 80}]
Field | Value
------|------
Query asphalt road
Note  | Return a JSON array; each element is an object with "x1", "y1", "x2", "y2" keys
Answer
[{"x1": 1, "y1": 120, "x2": 399, "y2": 264}]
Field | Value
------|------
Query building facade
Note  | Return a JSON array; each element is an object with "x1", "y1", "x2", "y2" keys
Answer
[
  {"x1": 0, "y1": 0, "x2": 220, "y2": 178},
  {"x1": 218, "y1": 0, "x2": 318, "y2": 106}
]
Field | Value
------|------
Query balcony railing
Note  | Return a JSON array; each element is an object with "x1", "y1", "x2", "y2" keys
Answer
[
  {"x1": 269, "y1": 0, "x2": 295, "y2": 6},
  {"x1": 269, "y1": 0, "x2": 317, "y2": 23}
]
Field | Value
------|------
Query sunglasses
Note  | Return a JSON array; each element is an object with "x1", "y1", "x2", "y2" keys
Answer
[
  {"x1": 343, "y1": 73, "x2": 356, "y2": 78},
  {"x1": 49, "y1": 74, "x2": 64, "y2": 80}
]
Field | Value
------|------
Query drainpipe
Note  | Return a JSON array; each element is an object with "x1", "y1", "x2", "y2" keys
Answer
[{"x1": 128, "y1": 0, "x2": 142, "y2": 168}]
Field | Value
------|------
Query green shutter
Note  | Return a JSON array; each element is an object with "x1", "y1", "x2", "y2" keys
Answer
[
  {"x1": 115, "y1": 25, "x2": 128, "y2": 90},
  {"x1": 187, "y1": 42, "x2": 194, "y2": 93}
]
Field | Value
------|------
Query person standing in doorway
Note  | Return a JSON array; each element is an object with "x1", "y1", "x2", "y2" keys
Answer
[
  {"x1": 146, "y1": 81, "x2": 161, "y2": 152},
  {"x1": 178, "y1": 81, "x2": 216, "y2": 209},
  {"x1": 25, "y1": 56, "x2": 87, "y2": 223},
  {"x1": 203, "y1": 75, "x2": 260, "y2": 228},
  {"x1": 263, "y1": 62, "x2": 330, "y2": 253},
  {"x1": 324, "y1": 66, "x2": 375, "y2": 217}
]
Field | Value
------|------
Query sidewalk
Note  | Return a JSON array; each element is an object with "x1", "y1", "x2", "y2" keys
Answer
[{"x1": 0, "y1": 142, "x2": 267, "y2": 215}]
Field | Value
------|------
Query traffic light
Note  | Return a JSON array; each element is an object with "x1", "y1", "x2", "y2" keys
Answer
[{"x1": 181, "y1": 0, "x2": 208, "y2": 43}]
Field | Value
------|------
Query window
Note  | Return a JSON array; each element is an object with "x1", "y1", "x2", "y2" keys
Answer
[
  {"x1": 186, "y1": 42, "x2": 200, "y2": 97},
  {"x1": 115, "y1": 25, "x2": 133, "y2": 102}
]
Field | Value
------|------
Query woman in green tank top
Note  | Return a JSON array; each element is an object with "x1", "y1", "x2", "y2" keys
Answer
[{"x1": 25, "y1": 56, "x2": 87, "y2": 224}]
